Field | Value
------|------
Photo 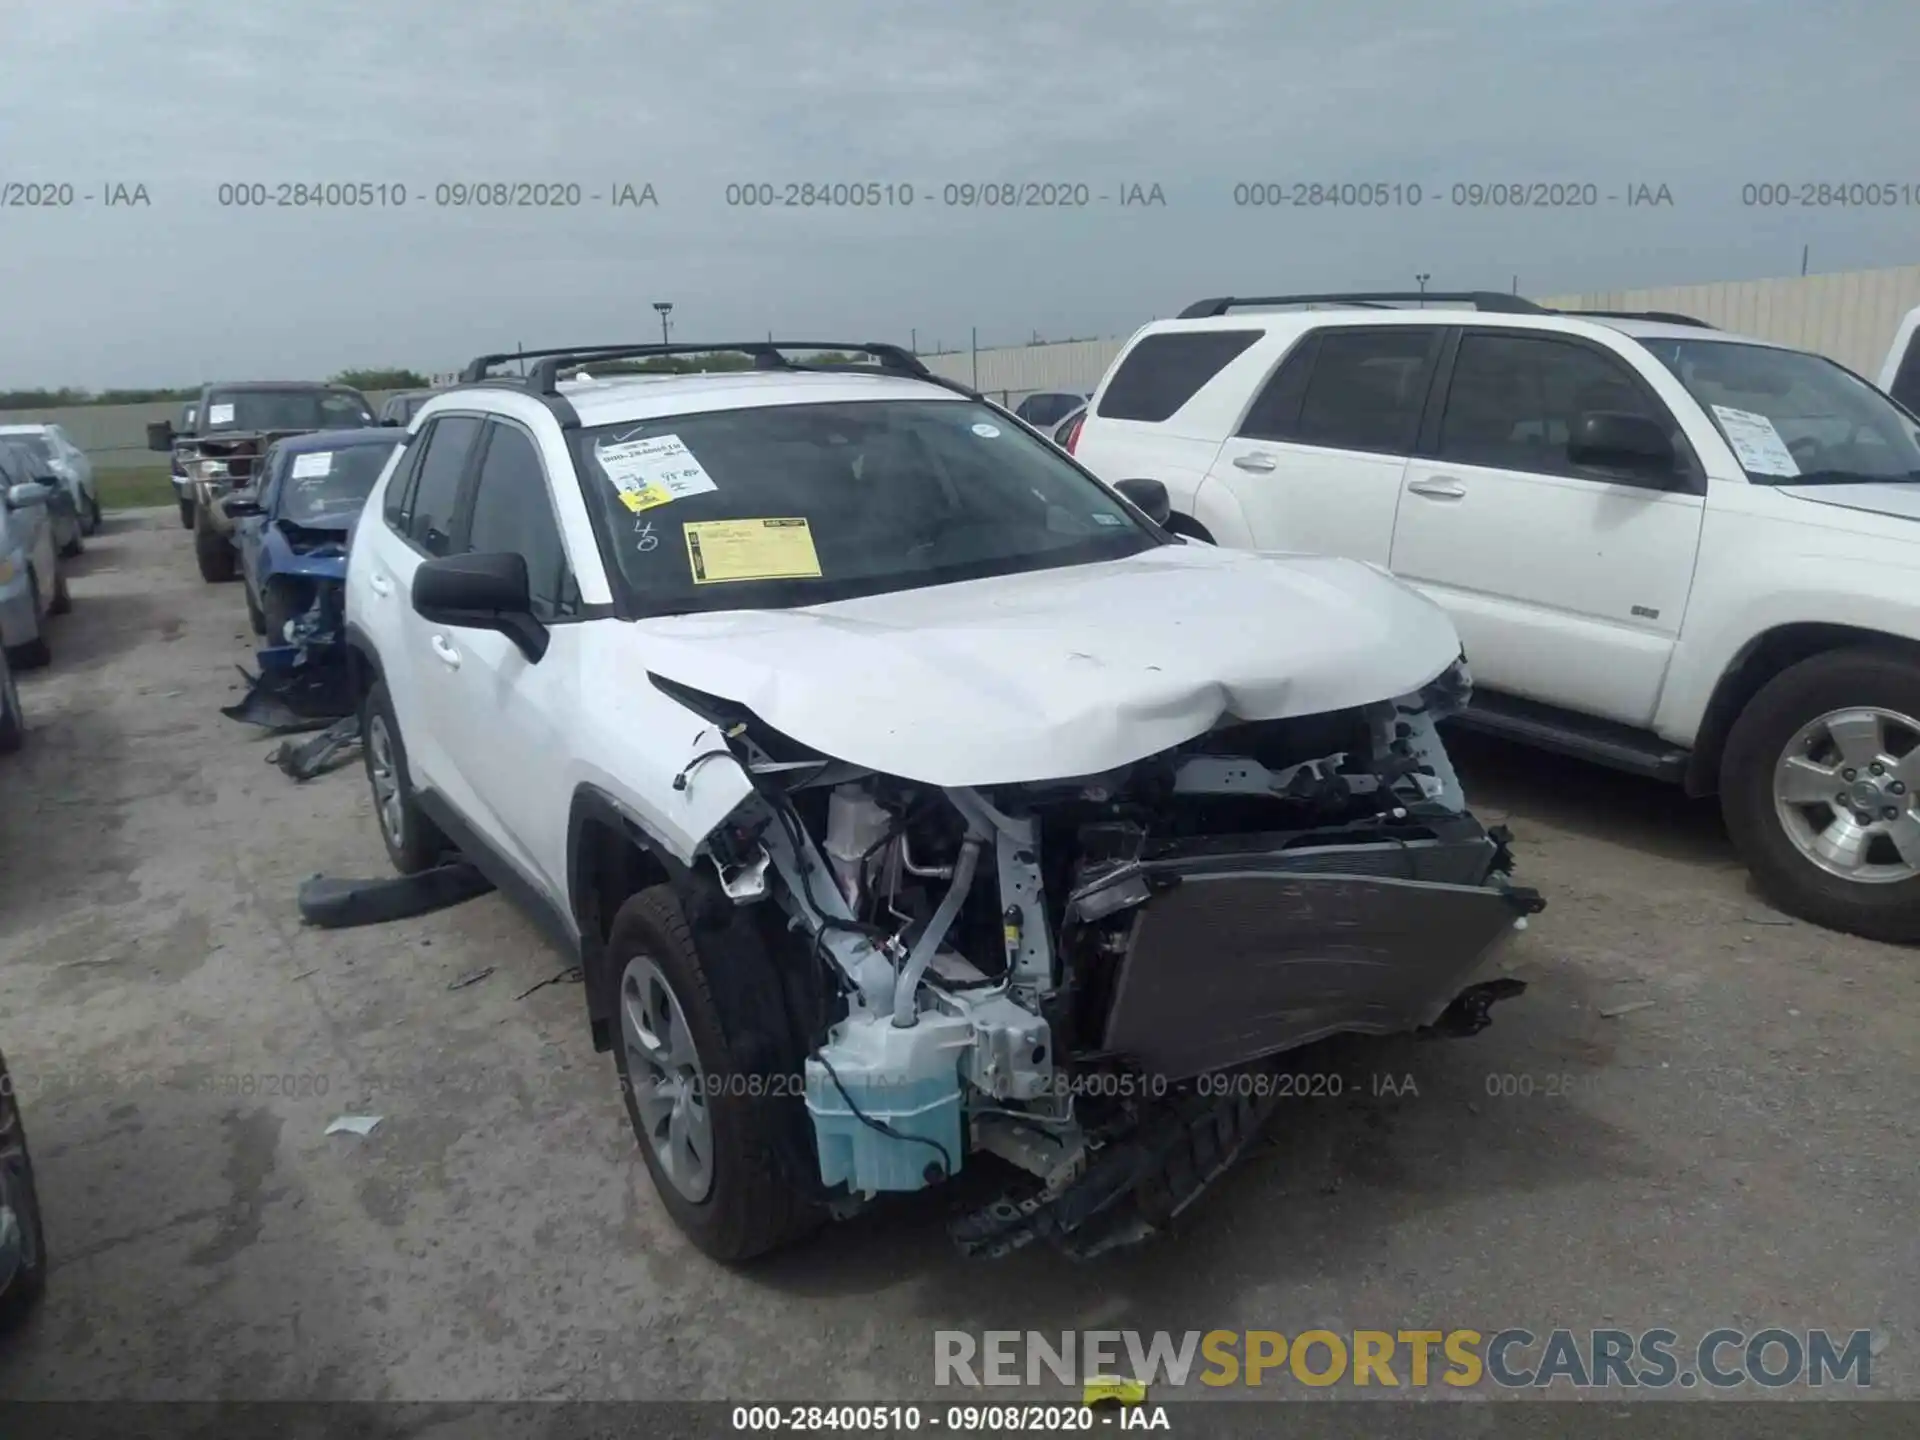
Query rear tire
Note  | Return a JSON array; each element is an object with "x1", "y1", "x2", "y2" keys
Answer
[
  {"x1": 1722, "y1": 646, "x2": 1920, "y2": 942},
  {"x1": 178, "y1": 495, "x2": 194, "y2": 529},
  {"x1": 57, "y1": 531, "x2": 82, "y2": 560},
  {"x1": 245, "y1": 585, "x2": 266, "y2": 636},
  {"x1": 361, "y1": 680, "x2": 446, "y2": 875},
  {"x1": 83, "y1": 495, "x2": 102, "y2": 535},
  {"x1": 607, "y1": 885, "x2": 822, "y2": 1262},
  {"x1": 6, "y1": 576, "x2": 49, "y2": 670},
  {"x1": 193, "y1": 506, "x2": 237, "y2": 583},
  {"x1": 48, "y1": 569, "x2": 70, "y2": 616}
]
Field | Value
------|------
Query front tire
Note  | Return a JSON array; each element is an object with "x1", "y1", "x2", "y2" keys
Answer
[
  {"x1": 193, "y1": 505, "x2": 236, "y2": 583},
  {"x1": 1722, "y1": 646, "x2": 1920, "y2": 942},
  {"x1": 0, "y1": 1056, "x2": 48, "y2": 1332},
  {"x1": 361, "y1": 680, "x2": 446, "y2": 874},
  {"x1": 245, "y1": 584, "x2": 266, "y2": 636},
  {"x1": 607, "y1": 885, "x2": 821, "y2": 1262},
  {"x1": 0, "y1": 663, "x2": 23, "y2": 753}
]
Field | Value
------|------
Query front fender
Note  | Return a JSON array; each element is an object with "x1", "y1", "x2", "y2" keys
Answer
[{"x1": 1657, "y1": 552, "x2": 1920, "y2": 741}]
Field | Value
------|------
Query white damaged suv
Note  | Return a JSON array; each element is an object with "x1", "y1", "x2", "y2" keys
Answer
[{"x1": 343, "y1": 341, "x2": 1543, "y2": 1260}]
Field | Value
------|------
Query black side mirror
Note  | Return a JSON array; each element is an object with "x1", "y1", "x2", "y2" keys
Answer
[
  {"x1": 221, "y1": 493, "x2": 263, "y2": 519},
  {"x1": 1113, "y1": 477, "x2": 1172, "y2": 527},
  {"x1": 1568, "y1": 412, "x2": 1676, "y2": 477},
  {"x1": 411, "y1": 551, "x2": 548, "y2": 662},
  {"x1": 147, "y1": 419, "x2": 176, "y2": 452}
]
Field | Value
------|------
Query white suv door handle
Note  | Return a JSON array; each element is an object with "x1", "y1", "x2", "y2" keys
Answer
[
  {"x1": 430, "y1": 634, "x2": 461, "y2": 669},
  {"x1": 368, "y1": 571, "x2": 394, "y2": 597},
  {"x1": 1407, "y1": 477, "x2": 1466, "y2": 498},
  {"x1": 1232, "y1": 452, "x2": 1277, "y2": 473}
]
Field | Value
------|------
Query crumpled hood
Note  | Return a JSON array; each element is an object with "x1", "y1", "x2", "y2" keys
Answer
[
  {"x1": 634, "y1": 544, "x2": 1462, "y2": 786},
  {"x1": 1777, "y1": 482, "x2": 1920, "y2": 523}
]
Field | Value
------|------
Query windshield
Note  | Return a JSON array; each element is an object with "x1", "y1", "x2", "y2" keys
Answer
[
  {"x1": 1642, "y1": 338, "x2": 1920, "y2": 485},
  {"x1": 203, "y1": 388, "x2": 375, "y2": 433},
  {"x1": 571, "y1": 398, "x2": 1160, "y2": 614},
  {"x1": 0, "y1": 436, "x2": 55, "y2": 472},
  {"x1": 275, "y1": 442, "x2": 401, "y2": 526}
]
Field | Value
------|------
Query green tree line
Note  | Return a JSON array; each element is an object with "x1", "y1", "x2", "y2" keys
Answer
[{"x1": 0, "y1": 367, "x2": 430, "y2": 410}]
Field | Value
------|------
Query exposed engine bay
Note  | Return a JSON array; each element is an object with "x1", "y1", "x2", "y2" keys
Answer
[{"x1": 674, "y1": 657, "x2": 1543, "y2": 1258}]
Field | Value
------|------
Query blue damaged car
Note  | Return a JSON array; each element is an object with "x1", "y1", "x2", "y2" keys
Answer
[
  {"x1": 226, "y1": 428, "x2": 405, "y2": 640},
  {"x1": 220, "y1": 428, "x2": 404, "y2": 730}
]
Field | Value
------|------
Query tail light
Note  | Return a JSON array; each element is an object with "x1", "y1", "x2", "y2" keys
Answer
[{"x1": 1062, "y1": 414, "x2": 1085, "y2": 454}]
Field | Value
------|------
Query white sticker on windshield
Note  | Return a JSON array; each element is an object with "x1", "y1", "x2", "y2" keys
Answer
[
  {"x1": 207, "y1": 403, "x2": 235, "y2": 425},
  {"x1": 1090, "y1": 512, "x2": 1126, "y2": 526},
  {"x1": 291, "y1": 452, "x2": 333, "y2": 479},
  {"x1": 971, "y1": 422, "x2": 1001, "y2": 438},
  {"x1": 593, "y1": 433, "x2": 719, "y2": 513},
  {"x1": 1711, "y1": 405, "x2": 1800, "y2": 477}
]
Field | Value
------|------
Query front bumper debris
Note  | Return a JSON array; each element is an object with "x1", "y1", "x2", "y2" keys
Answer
[
  {"x1": 1073, "y1": 824, "x2": 1542, "y2": 1082},
  {"x1": 221, "y1": 586, "x2": 354, "y2": 733}
]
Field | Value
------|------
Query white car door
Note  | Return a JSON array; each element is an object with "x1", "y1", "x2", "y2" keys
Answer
[
  {"x1": 1196, "y1": 326, "x2": 1441, "y2": 565},
  {"x1": 425, "y1": 418, "x2": 581, "y2": 901},
  {"x1": 1388, "y1": 328, "x2": 1706, "y2": 727},
  {"x1": 354, "y1": 412, "x2": 486, "y2": 808}
]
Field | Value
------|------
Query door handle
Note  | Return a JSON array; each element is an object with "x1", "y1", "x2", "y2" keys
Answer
[
  {"x1": 368, "y1": 571, "x2": 394, "y2": 597},
  {"x1": 430, "y1": 634, "x2": 461, "y2": 669},
  {"x1": 1232, "y1": 452, "x2": 1277, "y2": 473},
  {"x1": 1407, "y1": 477, "x2": 1466, "y2": 498}
]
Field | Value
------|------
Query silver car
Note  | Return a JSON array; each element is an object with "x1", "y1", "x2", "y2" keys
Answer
[
  {"x1": 0, "y1": 424, "x2": 99, "y2": 536},
  {"x1": 0, "y1": 458, "x2": 67, "y2": 669}
]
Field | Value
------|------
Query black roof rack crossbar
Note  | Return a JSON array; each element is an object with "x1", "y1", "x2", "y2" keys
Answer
[
  {"x1": 1178, "y1": 291, "x2": 1547, "y2": 319},
  {"x1": 1556, "y1": 309, "x2": 1716, "y2": 329},
  {"x1": 459, "y1": 341, "x2": 948, "y2": 395}
]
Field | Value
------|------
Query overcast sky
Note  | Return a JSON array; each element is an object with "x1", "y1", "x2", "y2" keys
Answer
[{"x1": 3, "y1": 0, "x2": 1917, "y2": 388}]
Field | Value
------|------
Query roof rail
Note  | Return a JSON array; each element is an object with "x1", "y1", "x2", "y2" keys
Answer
[
  {"x1": 458, "y1": 341, "x2": 973, "y2": 397},
  {"x1": 1177, "y1": 291, "x2": 1547, "y2": 319},
  {"x1": 1555, "y1": 309, "x2": 1716, "y2": 329}
]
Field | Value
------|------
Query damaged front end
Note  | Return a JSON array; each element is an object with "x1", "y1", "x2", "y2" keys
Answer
[
  {"x1": 672, "y1": 658, "x2": 1543, "y2": 1259},
  {"x1": 221, "y1": 570, "x2": 354, "y2": 733}
]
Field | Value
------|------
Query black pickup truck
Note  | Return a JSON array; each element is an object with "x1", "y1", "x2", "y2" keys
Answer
[{"x1": 148, "y1": 382, "x2": 377, "y2": 582}]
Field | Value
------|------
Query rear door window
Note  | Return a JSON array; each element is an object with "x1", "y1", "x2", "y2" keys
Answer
[
  {"x1": 1242, "y1": 327, "x2": 1439, "y2": 453},
  {"x1": 1095, "y1": 331, "x2": 1262, "y2": 422}
]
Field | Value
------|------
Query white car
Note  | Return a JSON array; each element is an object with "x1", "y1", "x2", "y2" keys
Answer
[
  {"x1": 0, "y1": 424, "x2": 99, "y2": 536},
  {"x1": 342, "y1": 340, "x2": 1542, "y2": 1261},
  {"x1": 1072, "y1": 290, "x2": 1920, "y2": 941},
  {"x1": 0, "y1": 461, "x2": 67, "y2": 670}
]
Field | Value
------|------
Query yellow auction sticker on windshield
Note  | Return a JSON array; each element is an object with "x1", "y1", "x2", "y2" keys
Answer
[{"x1": 684, "y1": 517, "x2": 822, "y2": 584}]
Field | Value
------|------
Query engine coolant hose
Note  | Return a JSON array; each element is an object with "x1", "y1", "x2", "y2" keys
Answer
[{"x1": 891, "y1": 832, "x2": 985, "y2": 1028}]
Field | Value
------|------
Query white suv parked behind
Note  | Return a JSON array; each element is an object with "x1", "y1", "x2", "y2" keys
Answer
[
  {"x1": 341, "y1": 340, "x2": 1542, "y2": 1260},
  {"x1": 1073, "y1": 291, "x2": 1920, "y2": 942}
]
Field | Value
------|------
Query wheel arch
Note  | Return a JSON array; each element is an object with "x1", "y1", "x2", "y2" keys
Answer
[
  {"x1": 1684, "y1": 623, "x2": 1920, "y2": 796},
  {"x1": 568, "y1": 784, "x2": 679, "y2": 1051}
]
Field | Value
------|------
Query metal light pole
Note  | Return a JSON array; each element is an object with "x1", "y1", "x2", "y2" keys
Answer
[
  {"x1": 1415, "y1": 272, "x2": 1430, "y2": 308},
  {"x1": 653, "y1": 301, "x2": 673, "y2": 345}
]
